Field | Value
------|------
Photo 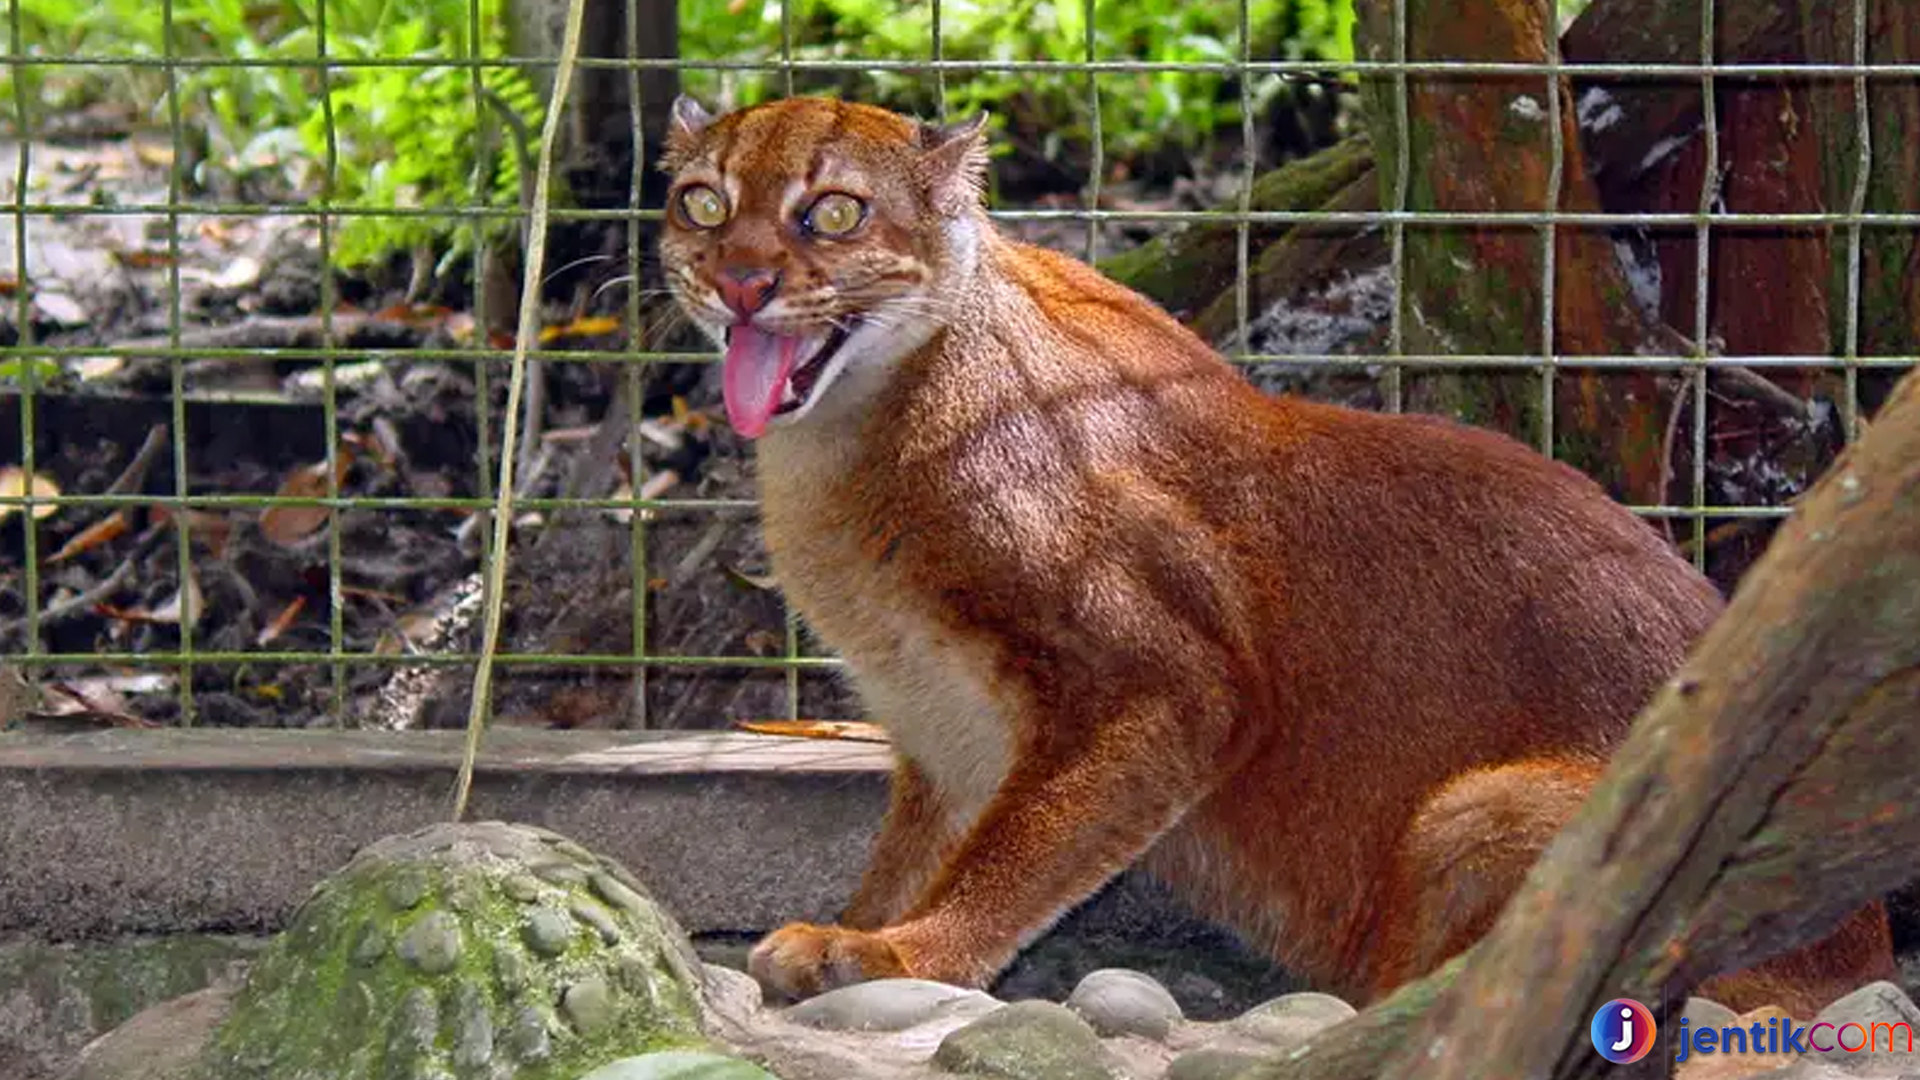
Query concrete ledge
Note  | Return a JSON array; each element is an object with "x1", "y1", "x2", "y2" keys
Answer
[{"x1": 0, "y1": 729, "x2": 891, "y2": 939}]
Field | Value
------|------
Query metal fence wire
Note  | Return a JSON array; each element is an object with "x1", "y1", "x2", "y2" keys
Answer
[{"x1": 0, "y1": 0, "x2": 1915, "y2": 730}]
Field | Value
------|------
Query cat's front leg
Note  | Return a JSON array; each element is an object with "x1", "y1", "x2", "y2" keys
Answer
[
  {"x1": 749, "y1": 698, "x2": 1208, "y2": 1000},
  {"x1": 839, "y1": 756, "x2": 960, "y2": 929}
]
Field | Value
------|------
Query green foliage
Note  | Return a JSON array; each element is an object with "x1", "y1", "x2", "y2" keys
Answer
[
  {"x1": 2, "y1": 0, "x2": 543, "y2": 270},
  {"x1": 677, "y1": 0, "x2": 1355, "y2": 167}
]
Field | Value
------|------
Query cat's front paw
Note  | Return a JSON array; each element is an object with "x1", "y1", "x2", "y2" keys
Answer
[{"x1": 746, "y1": 922, "x2": 912, "y2": 1002}]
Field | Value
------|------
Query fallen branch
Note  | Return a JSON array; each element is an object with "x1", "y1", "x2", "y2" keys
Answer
[
  {"x1": 1244, "y1": 361, "x2": 1920, "y2": 1080},
  {"x1": 112, "y1": 312, "x2": 422, "y2": 358}
]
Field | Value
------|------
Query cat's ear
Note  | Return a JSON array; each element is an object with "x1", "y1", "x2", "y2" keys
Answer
[
  {"x1": 916, "y1": 112, "x2": 990, "y2": 215},
  {"x1": 661, "y1": 95, "x2": 716, "y2": 172}
]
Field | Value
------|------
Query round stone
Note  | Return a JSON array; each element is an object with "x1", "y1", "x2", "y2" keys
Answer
[
  {"x1": 387, "y1": 986, "x2": 439, "y2": 1057},
  {"x1": 785, "y1": 979, "x2": 1002, "y2": 1033},
  {"x1": 534, "y1": 862, "x2": 588, "y2": 887},
  {"x1": 452, "y1": 983, "x2": 494, "y2": 1071},
  {"x1": 1228, "y1": 991, "x2": 1357, "y2": 1049},
  {"x1": 505, "y1": 1005, "x2": 552, "y2": 1063},
  {"x1": 1166, "y1": 1047, "x2": 1269, "y2": 1080},
  {"x1": 524, "y1": 906, "x2": 575, "y2": 956},
  {"x1": 592, "y1": 872, "x2": 653, "y2": 916},
  {"x1": 502, "y1": 874, "x2": 543, "y2": 903},
  {"x1": 1065, "y1": 968, "x2": 1182, "y2": 1040},
  {"x1": 562, "y1": 976, "x2": 617, "y2": 1035},
  {"x1": 351, "y1": 919, "x2": 388, "y2": 965},
  {"x1": 385, "y1": 869, "x2": 429, "y2": 910},
  {"x1": 177, "y1": 822, "x2": 707, "y2": 1080},
  {"x1": 1680, "y1": 996, "x2": 1738, "y2": 1033},
  {"x1": 494, "y1": 945, "x2": 530, "y2": 992},
  {"x1": 571, "y1": 897, "x2": 624, "y2": 944},
  {"x1": 577, "y1": 1050, "x2": 782, "y2": 1079},
  {"x1": 932, "y1": 999, "x2": 1119, "y2": 1080},
  {"x1": 395, "y1": 911, "x2": 462, "y2": 974}
]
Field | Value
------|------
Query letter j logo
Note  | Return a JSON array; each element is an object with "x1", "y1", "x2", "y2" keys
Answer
[{"x1": 1591, "y1": 998, "x2": 1657, "y2": 1063}]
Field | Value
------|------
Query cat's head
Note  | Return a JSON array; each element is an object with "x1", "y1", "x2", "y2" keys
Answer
[{"x1": 658, "y1": 95, "x2": 990, "y2": 439}]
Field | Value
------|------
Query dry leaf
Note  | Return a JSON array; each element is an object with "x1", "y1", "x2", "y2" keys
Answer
[
  {"x1": 259, "y1": 448, "x2": 355, "y2": 546},
  {"x1": 0, "y1": 466, "x2": 62, "y2": 522},
  {"x1": 537, "y1": 315, "x2": 621, "y2": 343},
  {"x1": 737, "y1": 720, "x2": 890, "y2": 743},
  {"x1": 256, "y1": 595, "x2": 307, "y2": 646},
  {"x1": 33, "y1": 292, "x2": 88, "y2": 326},
  {"x1": 32, "y1": 679, "x2": 157, "y2": 729},
  {"x1": 73, "y1": 355, "x2": 126, "y2": 381},
  {"x1": 147, "y1": 566, "x2": 205, "y2": 628},
  {"x1": 111, "y1": 249, "x2": 175, "y2": 269},
  {"x1": 151, "y1": 506, "x2": 235, "y2": 558},
  {"x1": 47, "y1": 510, "x2": 130, "y2": 564},
  {"x1": 208, "y1": 256, "x2": 262, "y2": 290}
]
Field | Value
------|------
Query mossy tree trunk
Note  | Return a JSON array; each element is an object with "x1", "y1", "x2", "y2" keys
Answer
[
  {"x1": 1798, "y1": 0, "x2": 1920, "y2": 369},
  {"x1": 1239, "y1": 362, "x2": 1920, "y2": 1080},
  {"x1": 1352, "y1": 0, "x2": 1671, "y2": 500},
  {"x1": 1097, "y1": 136, "x2": 1376, "y2": 325}
]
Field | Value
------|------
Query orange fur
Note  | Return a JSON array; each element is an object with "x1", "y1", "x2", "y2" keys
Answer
[{"x1": 657, "y1": 95, "x2": 1894, "y2": 1013}]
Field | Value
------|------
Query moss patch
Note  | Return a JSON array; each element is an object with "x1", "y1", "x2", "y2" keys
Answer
[{"x1": 195, "y1": 822, "x2": 710, "y2": 1080}]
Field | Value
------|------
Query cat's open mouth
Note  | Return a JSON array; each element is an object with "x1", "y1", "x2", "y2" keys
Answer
[
  {"x1": 722, "y1": 321, "x2": 854, "y2": 439},
  {"x1": 773, "y1": 324, "x2": 852, "y2": 418}
]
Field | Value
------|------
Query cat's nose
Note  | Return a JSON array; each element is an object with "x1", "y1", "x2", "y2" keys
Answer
[{"x1": 716, "y1": 268, "x2": 781, "y2": 318}]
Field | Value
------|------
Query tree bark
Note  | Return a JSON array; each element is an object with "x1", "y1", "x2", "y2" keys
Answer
[
  {"x1": 1797, "y1": 0, "x2": 1920, "y2": 364},
  {"x1": 1238, "y1": 362, "x2": 1920, "y2": 1080},
  {"x1": 1098, "y1": 136, "x2": 1375, "y2": 324},
  {"x1": 1352, "y1": 0, "x2": 1674, "y2": 500}
]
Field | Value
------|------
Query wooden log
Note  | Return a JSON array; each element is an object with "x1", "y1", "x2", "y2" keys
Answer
[{"x1": 1238, "y1": 361, "x2": 1920, "y2": 1080}]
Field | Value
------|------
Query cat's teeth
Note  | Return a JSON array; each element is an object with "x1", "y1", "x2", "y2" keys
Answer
[{"x1": 780, "y1": 383, "x2": 801, "y2": 407}]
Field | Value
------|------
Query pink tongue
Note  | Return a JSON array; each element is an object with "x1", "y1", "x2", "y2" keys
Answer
[{"x1": 722, "y1": 324, "x2": 801, "y2": 439}]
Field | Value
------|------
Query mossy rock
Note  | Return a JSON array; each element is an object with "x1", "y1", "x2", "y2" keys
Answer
[{"x1": 192, "y1": 821, "x2": 710, "y2": 1080}]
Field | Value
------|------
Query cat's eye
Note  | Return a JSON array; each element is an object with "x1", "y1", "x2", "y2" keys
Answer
[
  {"x1": 803, "y1": 193, "x2": 866, "y2": 237},
  {"x1": 678, "y1": 185, "x2": 729, "y2": 229}
]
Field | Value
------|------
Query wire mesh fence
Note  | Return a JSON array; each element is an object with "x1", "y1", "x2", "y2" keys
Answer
[{"x1": 0, "y1": 0, "x2": 1915, "y2": 732}]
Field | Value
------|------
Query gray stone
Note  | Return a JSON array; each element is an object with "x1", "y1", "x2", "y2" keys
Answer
[
  {"x1": 524, "y1": 906, "x2": 575, "y2": 956},
  {"x1": 572, "y1": 897, "x2": 625, "y2": 945},
  {"x1": 593, "y1": 872, "x2": 654, "y2": 917},
  {"x1": 395, "y1": 911, "x2": 462, "y2": 974},
  {"x1": 385, "y1": 869, "x2": 430, "y2": 910},
  {"x1": 1806, "y1": 981, "x2": 1920, "y2": 1075},
  {"x1": 1682, "y1": 997, "x2": 1741, "y2": 1033},
  {"x1": 535, "y1": 862, "x2": 589, "y2": 887},
  {"x1": 502, "y1": 873, "x2": 543, "y2": 903},
  {"x1": 1165, "y1": 1046, "x2": 1270, "y2": 1080},
  {"x1": 932, "y1": 1000, "x2": 1120, "y2": 1080},
  {"x1": 390, "y1": 986, "x2": 440, "y2": 1055},
  {"x1": 562, "y1": 975, "x2": 619, "y2": 1035},
  {"x1": 494, "y1": 946, "x2": 530, "y2": 992},
  {"x1": 451, "y1": 983, "x2": 494, "y2": 1072},
  {"x1": 503, "y1": 1005, "x2": 551, "y2": 1064},
  {"x1": 1228, "y1": 991, "x2": 1357, "y2": 1049},
  {"x1": 785, "y1": 979, "x2": 1001, "y2": 1033},
  {"x1": 578, "y1": 1050, "x2": 781, "y2": 1079},
  {"x1": 351, "y1": 920, "x2": 388, "y2": 965},
  {"x1": 1065, "y1": 968, "x2": 1182, "y2": 1040},
  {"x1": 0, "y1": 934, "x2": 262, "y2": 1080},
  {"x1": 57, "y1": 985, "x2": 235, "y2": 1080}
]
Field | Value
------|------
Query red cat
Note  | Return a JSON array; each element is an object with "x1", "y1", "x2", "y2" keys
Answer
[{"x1": 657, "y1": 94, "x2": 1894, "y2": 1014}]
